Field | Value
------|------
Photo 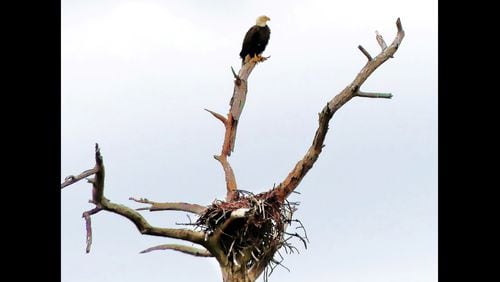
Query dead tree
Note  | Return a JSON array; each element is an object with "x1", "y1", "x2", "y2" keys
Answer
[{"x1": 62, "y1": 18, "x2": 405, "y2": 282}]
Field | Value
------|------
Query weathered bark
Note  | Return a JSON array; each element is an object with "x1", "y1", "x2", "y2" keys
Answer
[{"x1": 222, "y1": 267, "x2": 254, "y2": 282}]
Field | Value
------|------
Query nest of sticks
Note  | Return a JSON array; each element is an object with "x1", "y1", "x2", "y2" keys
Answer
[{"x1": 195, "y1": 189, "x2": 308, "y2": 277}]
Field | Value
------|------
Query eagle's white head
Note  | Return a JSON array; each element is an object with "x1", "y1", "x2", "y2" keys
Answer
[{"x1": 256, "y1": 15, "x2": 271, "y2": 27}]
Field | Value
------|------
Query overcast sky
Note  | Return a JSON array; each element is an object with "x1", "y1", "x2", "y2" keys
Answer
[{"x1": 62, "y1": 0, "x2": 437, "y2": 281}]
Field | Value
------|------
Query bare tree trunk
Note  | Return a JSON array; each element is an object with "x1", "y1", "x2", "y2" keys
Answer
[{"x1": 221, "y1": 267, "x2": 255, "y2": 282}]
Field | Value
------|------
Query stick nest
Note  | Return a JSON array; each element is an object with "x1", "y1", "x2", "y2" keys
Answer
[{"x1": 195, "y1": 189, "x2": 308, "y2": 277}]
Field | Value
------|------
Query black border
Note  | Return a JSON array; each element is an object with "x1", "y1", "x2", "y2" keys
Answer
[
  {"x1": 438, "y1": 2, "x2": 482, "y2": 281},
  {"x1": 9, "y1": 1, "x2": 61, "y2": 279},
  {"x1": 10, "y1": 1, "x2": 460, "y2": 280}
]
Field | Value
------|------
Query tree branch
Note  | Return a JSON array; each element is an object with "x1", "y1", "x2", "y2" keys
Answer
[
  {"x1": 61, "y1": 167, "x2": 98, "y2": 189},
  {"x1": 129, "y1": 197, "x2": 206, "y2": 214},
  {"x1": 82, "y1": 207, "x2": 102, "y2": 253},
  {"x1": 274, "y1": 18, "x2": 405, "y2": 201},
  {"x1": 376, "y1": 30, "x2": 394, "y2": 58},
  {"x1": 356, "y1": 91, "x2": 392, "y2": 99},
  {"x1": 358, "y1": 45, "x2": 372, "y2": 61},
  {"x1": 205, "y1": 108, "x2": 228, "y2": 124},
  {"x1": 210, "y1": 57, "x2": 266, "y2": 201},
  {"x1": 140, "y1": 244, "x2": 213, "y2": 257},
  {"x1": 62, "y1": 144, "x2": 208, "y2": 252},
  {"x1": 375, "y1": 30, "x2": 387, "y2": 50},
  {"x1": 214, "y1": 154, "x2": 238, "y2": 201},
  {"x1": 230, "y1": 66, "x2": 241, "y2": 84},
  {"x1": 102, "y1": 200, "x2": 206, "y2": 244}
]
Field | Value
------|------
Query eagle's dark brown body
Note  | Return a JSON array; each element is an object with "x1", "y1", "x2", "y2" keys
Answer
[{"x1": 239, "y1": 25, "x2": 270, "y2": 64}]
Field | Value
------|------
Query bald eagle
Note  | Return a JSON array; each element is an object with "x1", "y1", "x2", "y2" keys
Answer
[{"x1": 239, "y1": 15, "x2": 271, "y2": 64}]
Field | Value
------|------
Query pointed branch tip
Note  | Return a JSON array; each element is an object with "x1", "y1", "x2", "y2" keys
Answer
[
  {"x1": 94, "y1": 143, "x2": 103, "y2": 165},
  {"x1": 204, "y1": 108, "x2": 227, "y2": 124},
  {"x1": 396, "y1": 18, "x2": 402, "y2": 31},
  {"x1": 375, "y1": 30, "x2": 387, "y2": 50},
  {"x1": 230, "y1": 66, "x2": 240, "y2": 79}
]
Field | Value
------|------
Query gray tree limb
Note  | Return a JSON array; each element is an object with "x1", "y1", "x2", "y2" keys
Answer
[
  {"x1": 140, "y1": 244, "x2": 213, "y2": 257},
  {"x1": 274, "y1": 18, "x2": 405, "y2": 201}
]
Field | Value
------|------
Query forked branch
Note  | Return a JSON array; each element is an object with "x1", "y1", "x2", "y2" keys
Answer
[
  {"x1": 274, "y1": 18, "x2": 405, "y2": 201},
  {"x1": 207, "y1": 56, "x2": 267, "y2": 201},
  {"x1": 62, "y1": 144, "x2": 208, "y2": 253}
]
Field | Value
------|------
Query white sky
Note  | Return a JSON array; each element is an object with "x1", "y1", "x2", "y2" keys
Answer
[{"x1": 61, "y1": 0, "x2": 437, "y2": 281}]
